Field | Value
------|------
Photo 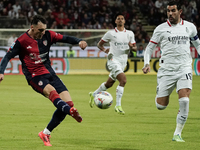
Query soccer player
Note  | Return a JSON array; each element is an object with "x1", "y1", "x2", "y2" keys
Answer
[
  {"x1": 89, "y1": 14, "x2": 137, "y2": 115},
  {"x1": 142, "y1": 1, "x2": 200, "y2": 142},
  {"x1": 0, "y1": 15, "x2": 87, "y2": 146}
]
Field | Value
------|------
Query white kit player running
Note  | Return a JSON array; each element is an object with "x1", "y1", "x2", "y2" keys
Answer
[
  {"x1": 89, "y1": 13, "x2": 137, "y2": 115},
  {"x1": 142, "y1": 1, "x2": 200, "y2": 142}
]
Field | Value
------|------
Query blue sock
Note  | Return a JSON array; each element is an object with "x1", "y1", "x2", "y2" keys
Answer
[
  {"x1": 47, "y1": 109, "x2": 67, "y2": 132},
  {"x1": 53, "y1": 98, "x2": 71, "y2": 115}
]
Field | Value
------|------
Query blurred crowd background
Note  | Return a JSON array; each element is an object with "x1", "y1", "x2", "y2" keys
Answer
[{"x1": 0, "y1": 0, "x2": 200, "y2": 44}]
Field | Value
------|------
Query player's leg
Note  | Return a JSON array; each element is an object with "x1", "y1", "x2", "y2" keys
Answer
[
  {"x1": 172, "y1": 88, "x2": 190, "y2": 142},
  {"x1": 173, "y1": 69, "x2": 192, "y2": 142},
  {"x1": 89, "y1": 78, "x2": 115, "y2": 108},
  {"x1": 156, "y1": 96, "x2": 169, "y2": 110},
  {"x1": 114, "y1": 72, "x2": 126, "y2": 114},
  {"x1": 155, "y1": 68, "x2": 175, "y2": 110},
  {"x1": 30, "y1": 75, "x2": 81, "y2": 146},
  {"x1": 107, "y1": 60, "x2": 126, "y2": 114}
]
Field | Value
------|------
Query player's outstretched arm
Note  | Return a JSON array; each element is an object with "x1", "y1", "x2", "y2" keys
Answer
[
  {"x1": 142, "y1": 64, "x2": 150, "y2": 74},
  {"x1": 97, "y1": 40, "x2": 109, "y2": 54},
  {"x1": 79, "y1": 41, "x2": 87, "y2": 50},
  {"x1": 0, "y1": 74, "x2": 4, "y2": 83}
]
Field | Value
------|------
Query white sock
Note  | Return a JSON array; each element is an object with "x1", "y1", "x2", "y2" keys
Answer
[
  {"x1": 174, "y1": 123, "x2": 184, "y2": 136},
  {"x1": 43, "y1": 128, "x2": 51, "y2": 135},
  {"x1": 93, "y1": 82, "x2": 107, "y2": 96},
  {"x1": 174, "y1": 97, "x2": 189, "y2": 136},
  {"x1": 116, "y1": 85, "x2": 124, "y2": 106}
]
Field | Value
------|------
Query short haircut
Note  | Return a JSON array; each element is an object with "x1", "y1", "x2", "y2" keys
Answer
[
  {"x1": 114, "y1": 13, "x2": 124, "y2": 20},
  {"x1": 167, "y1": 0, "x2": 181, "y2": 10},
  {"x1": 31, "y1": 15, "x2": 47, "y2": 25}
]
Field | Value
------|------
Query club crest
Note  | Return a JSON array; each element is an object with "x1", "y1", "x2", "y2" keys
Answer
[{"x1": 43, "y1": 40, "x2": 47, "y2": 46}]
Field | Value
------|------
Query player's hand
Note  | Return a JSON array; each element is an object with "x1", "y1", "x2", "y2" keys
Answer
[
  {"x1": 129, "y1": 42, "x2": 137, "y2": 51},
  {"x1": 142, "y1": 64, "x2": 150, "y2": 74},
  {"x1": 0, "y1": 74, "x2": 4, "y2": 83},
  {"x1": 104, "y1": 48, "x2": 109, "y2": 54},
  {"x1": 79, "y1": 41, "x2": 87, "y2": 50}
]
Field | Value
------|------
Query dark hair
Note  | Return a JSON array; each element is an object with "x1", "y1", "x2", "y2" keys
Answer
[
  {"x1": 114, "y1": 13, "x2": 124, "y2": 20},
  {"x1": 167, "y1": 0, "x2": 181, "y2": 10},
  {"x1": 31, "y1": 15, "x2": 47, "y2": 25}
]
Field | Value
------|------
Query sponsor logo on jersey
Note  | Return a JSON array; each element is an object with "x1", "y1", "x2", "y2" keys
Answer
[
  {"x1": 114, "y1": 42, "x2": 128, "y2": 46},
  {"x1": 27, "y1": 46, "x2": 32, "y2": 49},
  {"x1": 168, "y1": 35, "x2": 189, "y2": 44}
]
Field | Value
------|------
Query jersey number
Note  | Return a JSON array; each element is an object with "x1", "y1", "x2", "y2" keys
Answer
[{"x1": 186, "y1": 73, "x2": 192, "y2": 80}]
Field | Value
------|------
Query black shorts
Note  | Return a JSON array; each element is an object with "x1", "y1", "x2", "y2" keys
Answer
[{"x1": 28, "y1": 74, "x2": 68, "y2": 95}]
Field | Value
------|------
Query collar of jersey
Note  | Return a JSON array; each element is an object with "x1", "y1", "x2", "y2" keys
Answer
[
  {"x1": 167, "y1": 19, "x2": 184, "y2": 27},
  {"x1": 114, "y1": 27, "x2": 126, "y2": 32}
]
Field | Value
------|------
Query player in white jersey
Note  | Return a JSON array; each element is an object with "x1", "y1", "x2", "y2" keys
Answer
[
  {"x1": 89, "y1": 14, "x2": 137, "y2": 114},
  {"x1": 142, "y1": 1, "x2": 200, "y2": 142}
]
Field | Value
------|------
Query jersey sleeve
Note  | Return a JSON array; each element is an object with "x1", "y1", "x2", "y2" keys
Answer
[
  {"x1": 0, "y1": 40, "x2": 20, "y2": 74},
  {"x1": 189, "y1": 23, "x2": 200, "y2": 54},
  {"x1": 189, "y1": 23, "x2": 198, "y2": 40},
  {"x1": 149, "y1": 26, "x2": 161, "y2": 44},
  {"x1": 48, "y1": 30, "x2": 82, "y2": 45},
  {"x1": 101, "y1": 31, "x2": 111, "y2": 43},
  {"x1": 130, "y1": 31, "x2": 136, "y2": 44},
  {"x1": 48, "y1": 30, "x2": 64, "y2": 43},
  {"x1": 143, "y1": 27, "x2": 160, "y2": 65}
]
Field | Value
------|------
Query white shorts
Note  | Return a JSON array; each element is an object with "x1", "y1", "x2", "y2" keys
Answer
[
  {"x1": 107, "y1": 58, "x2": 126, "y2": 81},
  {"x1": 156, "y1": 66, "x2": 192, "y2": 97}
]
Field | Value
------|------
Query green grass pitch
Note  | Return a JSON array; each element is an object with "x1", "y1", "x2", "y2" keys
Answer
[{"x1": 0, "y1": 74, "x2": 200, "y2": 150}]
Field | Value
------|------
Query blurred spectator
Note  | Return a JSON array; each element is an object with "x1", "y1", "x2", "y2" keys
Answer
[
  {"x1": 139, "y1": 1, "x2": 149, "y2": 16},
  {"x1": 101, "y1": 22, "x2": 108, "y2": 29},
  {"x1": 1, "y1": 8, "x2": 8, "y2": 16},
  {"x1": 0, "y1": 1, "x2": 3, "y2": 13},
  {"x1": 28, "y1": 7, "x2": 37, "y2": 22},
  {"x1": 50, "y1": 21, "x2": 57, "y2": 29},
  {"x1": 63, "y1": 14, "x2": 71, "y2": 26},
  {"x1": 5, "y1": 3, "x2": 12, "y2": 12},
  {"x1": 33, "y1": 1, "x2": 39, "y2": 12},
  {"x1": 37, "y1": 8, "x2": 44, "y2": 16},
  {"x1": 128, "y1": 51, "x2": 137, "y2": 57},
  {"x1": 40, "y1": 1, "x2": 48, "y2": 13},
  {"x1": 8, "y1": 7, "x2": 15, "y2": 19},
  {"x1": 155, "y1": 0, "x2": 163, "y2": 9},
  {"x1": 91, "y1": 13, "x2": 98, "y2": 25},
  {"x1": 120, "y1": 2, "x2": 126, "y2": 12},
  {"x1": 12, "y1": 1, "x2": 21, "y2": 14},
  {"x1": 136, "y1": 44, "x2": 145, "y2": 57},
  {"x1": 86, "y1": 21, "x2": 93, "y2": 29},
  {"x1": 67, "y1": 45, "x2": 75, "y2": 57},
  {"x1": 130, "y1": 20, "x2": 137, "y2": 32},
  {"x1": 82, "y1": 13, "x2": 90, "y2": 25},
  {"x1": 57, "y1": 20, "x2": 65, "y2": 29},
  {"x1": 93, "y1": 21, "x2": 101, "y2": 29},
  {"x1": 98, "y1": 6, "x2": 107, "y2": 24},
  {"x1": 7, "y1": 34, "x2": 17, "y2": 46}
]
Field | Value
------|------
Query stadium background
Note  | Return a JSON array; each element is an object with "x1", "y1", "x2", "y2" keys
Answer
[{"x1": 0, "y1": 0, "x2": 200, "y2": 75}]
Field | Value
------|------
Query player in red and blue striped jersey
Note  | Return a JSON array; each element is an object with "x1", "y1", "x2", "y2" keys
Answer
[{"x1": 0, "y1": 15, "x2": 87, "y2": 146}]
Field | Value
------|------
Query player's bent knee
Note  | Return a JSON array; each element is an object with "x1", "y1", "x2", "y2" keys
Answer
[{"x1": 156, "y1": 102, "x2": 167, "y2": 110}]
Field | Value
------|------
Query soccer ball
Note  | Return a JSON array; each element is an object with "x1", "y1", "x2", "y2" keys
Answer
[{"x1": 94, "y1": 91, "x2": 113, "y2": 109}]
